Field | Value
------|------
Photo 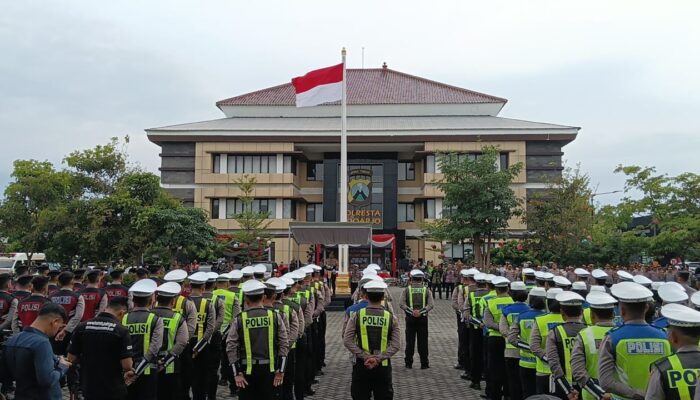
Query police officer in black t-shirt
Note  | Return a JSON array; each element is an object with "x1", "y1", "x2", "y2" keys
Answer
[{"x1": 68, "y1": 296, "x2": 134, "y2": 400}]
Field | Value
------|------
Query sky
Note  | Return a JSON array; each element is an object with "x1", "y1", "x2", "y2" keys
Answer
[{"x1": 1, "y1": 0, "x2": 698, "y2": 205}]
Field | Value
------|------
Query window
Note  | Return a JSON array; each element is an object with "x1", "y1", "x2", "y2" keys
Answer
[
  {"x1": 283, "y1": 199, "x2": 296, "y2": 219},
  {"x1": 225, "y1": 199, "x2": 276, "y2": 219},
  {"x1": 224, "y1": 155, "x2": 278, "y2": 173},
  {"x1": 499, "y1": 152, "x2": 509, "y2": 171},
  {"x1": 398, "y1": 162, "x2": 415, "y2": 181},
  {"x1": 211, "y1": 199, "x2": 220, "y2": 219},
  {"x1": 425, "y1": 155, "x2": 435, "y2": 173},
  {"x1": 398, "y1": 203, "x2": 415, "y2": 222},
  {"x1": 226, "y1": 199, "x2": 239, "y2": 219},
  {"x1": 443, "y1": 205, "x2": 456, "y2": 218},
  {"x1": 306, "y1": 203, "x2": 323, "y2": 222},
  {"x1": 212, "y1": 154, "x2": 221, "y2": 173},
  {"x1": 307, "y1": 161, "x2": 324, "y2": 181},
  {"x1": 283, "y1": 156, "x2": 296, "y2": 174},
  {"x1": 424, "y1": 199, "x2": 436, "y2": 219}
]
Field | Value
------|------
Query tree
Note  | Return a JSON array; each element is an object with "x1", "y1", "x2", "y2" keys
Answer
[
  {"x1": 525, "y1": 167, "x2": 595, "y2": 265},
  {"x1": 226, "y1": 175, "x2": 272, "y2": 264},
  {"x1": 422, "y1": 146, "x2": 523, "y2": 267},
  {"x1": 63, "y1": 136, "x2": 128, "y2": 197}
]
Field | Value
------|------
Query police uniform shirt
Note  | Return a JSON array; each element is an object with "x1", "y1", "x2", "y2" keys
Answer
[
  {"x1": 451, "y1": 283, "x2": 463, "y2": 312},
  {"x1": 570, "y1": 321, "x2": 615, "y2": 388},
  {"x1": 12, "y1": 293, "x2": 51, "y2": 334},
  {"x1": 301, "y1": 284, "x2": 315, "y2": 328},
  {"x1": 399, "y1": 283, "x2": 434, "y2": 314},
  {"x1": 343, "y1": 305, "x2": 401, "y2": 363},
  {"x1": 646, "y1": 344, "x2": 700, "y2": 399},
  {"x1": 281, "y1": 298, "x2": 304, "y2": 341},
  {"x1": 545, "y1": 320, "x2": 587, "y2": 379},
  {"x1": 499, "y1": 308, "x2": 527, "y2": 359},
  {"x1": 151, "y1": 305, "x2": 189, "y2": 357},
  {"x1": 462, "y1": 286, "x2": 489, "y2": 320},
  {"x1": 67, "y1": 312, "x2": 133, "y2": 400},
  {"x1": 175, "y1": 295, "x2": 198, "y2": 339},
  {"x1": 61, "y1": 292, "x2": 86, "y2": 333},
  {"x1": 456, "y1": 283, "x2": 475, "y2": 313},
  {"x1": 203, "y1": 291, "x2": 225, "y2": 332},
  {"x1": 225, "y1": 305, "x2": 289, "y2": 365},
  {"x1": 312, "y1": 281, "x2": 325, "y2": 318},
  {"x1": 483, "y1": 292, "x2": 511, "y2": 333},
  {"x1": 128, "y1": 307, "x2": 165, "y2": 363},
  {"x1": 0, "y1": 291, "x2": 18, "y2": 331},
  {"x1": 274, "y1": 300, "x2": 299, "y2": 348}
]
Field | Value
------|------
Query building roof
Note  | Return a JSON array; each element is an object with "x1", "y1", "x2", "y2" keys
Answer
[{"x1": 215, "y1": 68, "x2": 507, "y2": 107}]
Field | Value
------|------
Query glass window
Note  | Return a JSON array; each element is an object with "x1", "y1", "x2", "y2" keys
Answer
[
  {"x1": 424, "y1": 199, "x2": 436, "y2": 219},
  {"x1": 398, "y1": 203, "x2": 415, "y2": 222},
  {"x1": 211, "y1": 199, "x2": 220, "y2": 219},
  {"x1": 307, "y1": 162, "x2": 324, "y2": 181},
  {"x1": 306, "y1": 203, "x2": 323, "y2": 222},
  {"x1": 425, "y1": 155, "x2": 435, "y2": 173},
  {"x1": 283, "y1": 199, "x2": 296, "y2": 219},
  {"x1": 226, "y1": 155, "x2": 235, "y2": 173},
  {"x1": 500, "y1": 152, "x2": 509, "y2": 171},
  {"x1": 244, "y1": 156, "x2": 253, "y2": 173},
  {"x1": 226, "y1": 199, "x2": 237, "y2": 219},
  {"x1": 283, "y1": 156, "x2": 296, "y2": 174},
  {"x1": 399, "y1": 162, "x2": 415, "y2": 181},
  {"x1": 213, "y1": 154, "x2": 221, "y2": 173},
  {"x1": 251, "y1": 156, "x2": 260, "y2": 173}
]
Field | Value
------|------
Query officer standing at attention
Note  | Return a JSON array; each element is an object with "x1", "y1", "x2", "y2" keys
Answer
[
  {"x1": 0, "y1": 273, "x2": 17, "y2": 335},
  {"x1": 463, "y1": 272, "x2": 490, "y2": 387},
  {"x1": 81, "y1": 269, "x2": 108, "y2": 321},
  {"x1": 343, "y1": 279, "x2": 400, "y2": 400},
  {"x1": 570, "y1": 291, "x2": 618, "y2": 400},
  {"x1": 152, "y1": 282, "x2": 190, "y2": 400},
  {"x1": 104, "y1": 269, "x2": 129, "y2": 300},
  {"x1": 453, "y1": 268, "x2": 474, "y2": 372},
  {"x1": 399, "y1": 269, "x2": 433, "y2": 369},
  {"x1": 646, "y1": 303, "x2": 700, "y2": 400},
  {"x1": 213, "y1": 272, "x2": 240, "y2": 394},
  {"x1": 483, "y1": 276, "x2": 513, "y2": 400},
  {"x1": 204, "y1": 272, "x2": 225, "y2": 399},
  {"x1": 228, "y1": 270, "x2": 245, "y2": 307},
  {"x1": 123, "y1": 279, "x2": 163, "y2": 400},
  {"x1": 499, "y1": 280, "x2": 530, "y2": 400},
  {"x1": 279, "y1": 276, "x2": 303, "y2": 400},
  {"x1": 546, "y1": 291, "x2": 588, "y2": 399},
  {"x1": 226, "y1": 279, "x2": 289, "y2": 400},
  {"x1": 598, "y1": 281, "x2": 671, "y2": 399},
  {"x1": 288, "y1": 270, "x2": 311, "y2": 400},
  {"x1": 188, "y1": 271, "x2": 217, "y2": 400},
  {"x1": 13, "y1": 276, "x2": 52, "y2": 333},
  {"x1": 530, "y1": 287, "x2": 564, "y2": 394}
]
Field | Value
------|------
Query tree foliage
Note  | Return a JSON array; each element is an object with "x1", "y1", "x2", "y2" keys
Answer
[{"x1": 223, "y1": 175, "x2": 272, "y2": 264}]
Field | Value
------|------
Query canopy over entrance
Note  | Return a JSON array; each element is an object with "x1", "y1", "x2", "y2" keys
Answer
[{"x1": 288, "y1": 222, "x2": 372, "y2": 246}]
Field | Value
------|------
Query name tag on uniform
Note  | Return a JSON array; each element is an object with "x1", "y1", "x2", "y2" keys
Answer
[
  {"x1": 127, "y1": 323, "x2": 149, "y2": 335},
  {"x1": 667, "y1": 369, "x2": 700, "y2": 388},
  {"x1": 410, "y1": 288, "x2": 423, "y2": 295},
  {"x1": 245, "y1": 316, "x2": 271, "y2": 329},
  {"x1": 362, "y1": 315, "x2": 387, "y2": 327},
  {"x1": 626, "y1": 341, "x2": 666, "y2": 355}
]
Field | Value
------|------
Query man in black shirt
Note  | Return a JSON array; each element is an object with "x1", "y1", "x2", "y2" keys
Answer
[{"x1": 68, "y1": 296, "x2": 134, "y2": 400}]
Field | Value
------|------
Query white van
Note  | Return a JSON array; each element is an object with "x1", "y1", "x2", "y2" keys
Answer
[{"x1": 0, "y1": 253, "x2": 46, "y2": 273}]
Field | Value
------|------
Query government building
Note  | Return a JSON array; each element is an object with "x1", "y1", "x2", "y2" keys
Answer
[{"x1": 146, "y1": 65, "x2": 579, "y2": 268}]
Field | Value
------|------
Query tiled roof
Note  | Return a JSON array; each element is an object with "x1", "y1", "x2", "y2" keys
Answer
[{"x1": 216, "y1": 68, "x2": 507, "y2": 106}]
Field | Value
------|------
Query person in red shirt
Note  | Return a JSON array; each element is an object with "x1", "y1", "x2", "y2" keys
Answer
[
  {"x1": 104, "y1": 270, "x2": 129, "y2": 300},
  {"x1": 13, "y1": 276, "x2": 52, "y2": 334},
  {"x1": 80, "y1": 270, "x2": 107, "y2": 321}
]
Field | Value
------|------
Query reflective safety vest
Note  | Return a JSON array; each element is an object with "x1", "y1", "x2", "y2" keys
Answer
[
  {"x1": 193, "y1": 298, "x2": 210, "y2": 341},
  {"x1": 579, "y1": 324, "x2": 614, "y2": 400},
  {"x1": 173, "y1": 295, "x2": 187, "y2": 315},
  {"x1": 122, "y1": 312, "x2": 157, "y2": 375},
  {"x1": 160, "y1": 312, "x2": 183, "y2": 374},
  {"x1": 517, "y1": 309, "x2": 545, "y2": 368},
  {"x1": 653, "y1": 350, "x2": 700, "y2": 400},
  {"x1": 534, "y1": 312, "x2": 564, "y2": 375},
  {"x1": 240, "y1": 309, "x2": 276, "y2": 374},
  {"x1": 407, "y1": 287, "x2": 426, "y2": 310},
  {"x1": 553, "y1": 322, "x2": 587, "y2": 381},
  {"x1": 478, "y1": 290, "x2": 497, "y2": 319},
  {"x1": 357, "y1": 308, "x2": 391, "y2": 367},
  {"x1": 608, "y1": 323, "x2": 670, "y2": 395},
  {"x1": 583, "y1": 308, "x2": 593, "y2": 325},
  {"x1": 486, "y1": 296, "x2": 514, "y2": 337},
  {"x1": 212, "y1": 288, "x2": 237, "y2": 332},
  {"x1": 502, "y1": 302, "x2": 530, "y2": 349},
  {"x1": 469, "y1": 290, "x2": 487, "y2": 318}
]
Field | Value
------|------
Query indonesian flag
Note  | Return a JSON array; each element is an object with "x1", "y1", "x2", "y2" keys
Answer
[{"x1": 291, "y1": 63, "x2": 343, "y2": 108}]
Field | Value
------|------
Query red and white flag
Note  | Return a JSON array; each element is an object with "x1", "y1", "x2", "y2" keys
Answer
[{"x1": 291, "y1": 63, "x2": 343, "y2": 108}]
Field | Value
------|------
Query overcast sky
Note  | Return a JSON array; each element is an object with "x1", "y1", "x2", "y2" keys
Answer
[{"x1": 1, "y1": 1, "x2": 698, "y2": 205}]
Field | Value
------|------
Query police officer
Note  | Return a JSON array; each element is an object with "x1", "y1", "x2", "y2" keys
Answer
[
  {"x1": 188, "y1": 271, "x2": 216, "y2": 400},
  {"x1": 11, "y1": 273, "x2": 32, "y2": 303},
  {"x1": 163, "y1": 268, "x2": 198, "y2": 400},
  {"x1": 241, "y1": 266, "x2": 255, "y2": 283},
  {"x1": 500, "y1": 280, "x2": 530, "y2": 400},
  {"x1": 463, "y1": 272, "x2": 489, "y2": 388},
  {"x1": 570, "y1": 291, "x2": 618, "y2": 400},
  {"x1": 123, "y1": 279, "x2": 163, "y2": 400},
  {"x1": 677, "y1": 270, "x2": 697, "y2": 298},
  {"x1": 0, "y1": 273, "x2": 18, "y2": 335},
  {"x1": 213, "y1": 272, "x2": 241, "y2": 394},
  {"x1": 343, "y1": 279, "x2": 400, "y2": 400},
  {"x1": 546, "y1": 291, "x2": 587, "y2": 399},
  {"x1": 279, "y1": 276, "x2": 303, "y2": 400},
  {"x1": 288, "y1": 270, "x2": 312, "y2": 400},
  {"x1": 228, "y1": 270, "x2": 245, "y2": 309},
  {"x1": 452, "y1": 268, "x2": 473, "y2": 372},
  {"x1": 311, "y1": 265, "x2": 330, "y2": 373},
  {"x1": 522, "y1": 267, "x2": 537, "y2": 288},
  {"x1": 647, "y1": 303, "x2": 700, "y2": 400},
  {"x1": 152, "y1": 282, "x2": 190, "y2": 400},
  {"x1": 300, "y1": 266, "x2": 318, "y2": 396},
  {"x1": 591, "y1": 269, "x2": 610, "y2": 290},
  {"x1": 574, "y1": 268, "x2": 590, "y2": 287},
  {"x1": 399, "y1": 269, "x2": 433, "y2": 369},
  {"x1": 13, "y1": 276, "x2": 51, "y2": 334},
  {"x1": 226, "y1": 279, "x2": 289, "y2": 400},
  {"x1": 507, "y1": 286, "x2": 546, "y2": 399},
  {"x1": 654, "y1": 284, "x2": 690, "y2": 329},
  {"x1": 598, "y1": 281, "x2": 671, "y2": 399},
  {"x1": 253, "y1": 264, "x2": 268, "y2": 281},
  {"x1": 81, "y1": 269, "x2": 108, "y2": 321},
  {"x1": 483, "y1": 276, "x2": 513, "y2": 400},
  {"x1": 203, "y1": 272, "x2": 225, "y2": 399},
  {"x1": 530, "y1": 287, "x2": 564, "y2": 394},
  {"x1": 104, "y1": 269, "x2": 129, "y2": 300},
  {"x1": 47, "y1": 270, "x2": 60, "y2": 295}
]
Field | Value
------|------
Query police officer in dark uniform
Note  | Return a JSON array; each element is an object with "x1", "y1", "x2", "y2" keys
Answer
[
  {"x1": 0, "y1": 273, "x2": 17, "y2": 335},
  {"x1": 152, "y1": 282, "x2": 190, "y2": 400},
  {"x1": 10, "y1": 273, "x2": 32, "y2": 303},
  {"x1": 105, "y1": 269, "x2": 129, "y2": 301},
  {"x1": 203, "y1": 272, "x2": 225, "y2": 399},
  {"x1": 646, "y1": 304, "x2": 700, "y2": 400},
  {"x1": 13, "y1": 276, "x2": 51, "y2": 333},
  {"x1": 47, "y1": 270, "x2": 60, "y2": 295},
  {"x1": 81, "y1": 269, "x2": 108, "y2": 321},
  {"x1": 188, "y1": 271, "x2": 216, "y2": 400},
  {"x1": 279, "y1": 275, "x2": 303, "y2": 400},
  {"x1": 226, "y1": 279, "x2": 289, "y2": 400},
  {"x1": 289, "y1": 270, "x2": 311, "y2": 400},
  {"x1": 463, "y1": 272, "x2": 489, "y2": 389},
  {"x1": 123, "y1": 279, "x2": 163, "y2": 400},
  {"x1": 399, "y1": 269, "x2": 434, "y2": 369}
]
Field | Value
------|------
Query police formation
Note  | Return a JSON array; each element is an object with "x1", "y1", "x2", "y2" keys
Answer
[
  {"x1": 0, "y1": 263, "x2": 332, "y2": 400},
  {"x1": 444, "y1": 266, "x2": 700, "y2": 400}
]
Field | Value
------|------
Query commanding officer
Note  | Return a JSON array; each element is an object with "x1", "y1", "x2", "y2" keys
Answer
[
  {"x1": 546, "y1": 291, "x2": 587, "y2": 399},
  {"x1": 399, "y1": 269, "x2": 434, "y2": 369},
  {"x1": 647, "y1": 304, "x2": 700, "y2": 400},
  {"x1": 81, "y1": 269, "x2": 108, "y2": 321},
  {"x1": 226, "y1": 279, "x2": 289, "y2": 400},
  {"x1": 483, "y1": 276, "x2": 513, "y2": 400},
  {"x1": 570, "y1": 291, "x2": 618, "y2": 400},
  {"x1": 13, "y1": 276, "x2": 51, "y2": 333},
  {"x1": 530, "y1": 287, "x2": 564, "y2": 394},
  {"x1": 463, "y1": 272, "x2": 490, "y2": 387},
  {"x1": 163, "y1": 268, "x2": 198, "y2": 400},
  {"x1": 152, "y1": 282, "x2": 189, "y2": 400},
  {"x1": 343, "y1": 279, "x2": 400, "y2": 400},
  {"x1": 507, "y1": 286, "x2": 546, "y2": 399},
  {"x1": 598, "y1": 282, "x2": 671, "y2": 399},
  {"x1": 500, "y1": 280, "x2": 530, "y2": 400},
  {"x1": 123, "y1": 279, "x2": 163, "y2": 400},
  {"x1": 188, "y1": 271, "x2": 217, "y2": 400},
  {"x1": 104, "y1": 269, "x2": 129, "y2": 300}
]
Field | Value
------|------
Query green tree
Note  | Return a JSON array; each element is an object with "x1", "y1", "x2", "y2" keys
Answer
[
  {"x1": 63, "y1": 136, "x2": 129, "y2": 197},
  {"x1": 422, "y1": 146, "x2": 523, "y2": 267},
  {"x1": 227, "y1": 175, "x2": 272, "y2": 264}
]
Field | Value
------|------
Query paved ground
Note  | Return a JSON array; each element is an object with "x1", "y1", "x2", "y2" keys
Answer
[{"x1": 288, "y1": 287, "x2": 484, "y2": 400}]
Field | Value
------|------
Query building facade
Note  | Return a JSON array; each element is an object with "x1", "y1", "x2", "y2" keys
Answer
[{"x1": 146, "y1": 67, "x2": 579, "y2": 266}]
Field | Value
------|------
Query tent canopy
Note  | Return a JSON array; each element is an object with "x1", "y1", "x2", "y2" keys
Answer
[{"x1": 288, "y1": 222, "x2": 372, "y2": 246}]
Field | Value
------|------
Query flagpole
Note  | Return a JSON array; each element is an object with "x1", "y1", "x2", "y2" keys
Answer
[{"x1": 339, "y1": 47, "x2": 349, "y2": 277}]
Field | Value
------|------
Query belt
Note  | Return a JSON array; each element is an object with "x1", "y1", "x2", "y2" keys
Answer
[{"x1": 241, "y1": 359, "x2": 271, "y2": 365}]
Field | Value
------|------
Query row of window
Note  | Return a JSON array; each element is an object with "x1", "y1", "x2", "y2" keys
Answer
[
  {"x1": 212, "y1": 154, "x2": 297, "y2": 174},
  {"x1": 424, "y1": 153, "x2": 510, "y2": 173}
]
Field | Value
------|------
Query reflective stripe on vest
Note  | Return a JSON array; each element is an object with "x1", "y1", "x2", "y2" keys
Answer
[
  {"x1": 580, "y1": 325, "x2": 613, "y2": 400},
  {"x1": 122, "y1": 312, "x2": 155, "y2": 375},
  {"x1": 610, "y1": 324, "x2": 670, "y2": 394},
  {"x1": 212, "y1": 289, "x2": 236, "y2": 332},
  {"x1": 163, "y1": 313, "x2": 182, "y2": 374},
  {"x1": 196, "y1": 298, "x2": 209, "y2": 341},
  {"x1": 241, "y1": 310, "x2": 275, "y2": 374},
  {"x1": 555, "y1": 324, "x2": 577, "y2": 381},
  {"x1": 518, "y1": 313, "x2": 540, "y2": 368},
  {"x1": 534, "y1": 313, "x2": 564, "y2": 374},
  {"x1": 282, "y1": 304, "x2": 295, "y2": 349},
  {"x1": 408, "y1": 287, "x2": 426, "y2": 310},
  {"x1": 583, "y1": 308, "x2": 593, "y2": 326},
  {"x1": 486, "y1": 296, "x2": 513, "y2": 337},
  {"x1": 174, "y1": 296, "x2": 185, "y2": 314},
  {"x1": 358, "y1": 308, "x2": 390, "y2": 367},
  {"x1": 665, "y1": 354, "x2": 698, "y2": 400}
]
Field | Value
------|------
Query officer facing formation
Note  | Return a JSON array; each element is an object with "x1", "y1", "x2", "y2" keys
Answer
[{"x1": 399, "y1": 269, "x2": 434, "y2": 369}]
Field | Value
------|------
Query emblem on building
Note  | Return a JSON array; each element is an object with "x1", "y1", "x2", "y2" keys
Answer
[{"x1": 348, "y1": 168, "x2": 372, "y2": 207}]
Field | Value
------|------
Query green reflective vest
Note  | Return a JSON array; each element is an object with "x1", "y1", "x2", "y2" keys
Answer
[
  {"x1": 518, "y1": 312, "x2": 541, "y2": 369},
  {"x1": 534, "y1": 313, "x2": 564, "y2": 375},
  {"x1": 657, "y1": 352, "x2": 700, "y2": 400},
  {"x1": 241, "y1": 309, "x2": 275, "y2": 374},
  {"x1": 555, "y1": 324, "x2": 580, "y2": 381},
  {"x1": 408, "y1": 287, "x2": 427, "y2": 310},
  {"x1": 122, "y1": 312, "x2": 156, "y2": 375},
  {"x1": 579, "y1": 324, "x2": 614, "y2": 400},
  {"x1": 161, "y1": 313, "x2": 182, "y2": 374},
  {"x1": 486, "y1": 296, "x2": 513, "y2": 337},
  {"x1": 212, "y1": 288, "x2": 237, "y2": 332},
  {"x1": 358, "y1": 308, "x2": 390, "y2": 367}
]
